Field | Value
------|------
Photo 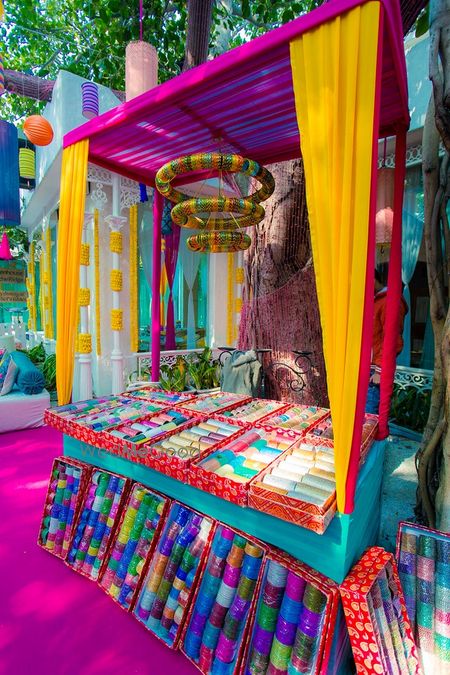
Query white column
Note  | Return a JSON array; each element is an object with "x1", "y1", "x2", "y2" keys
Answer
[
  {"x1": 78, "y1": 213, "x2": 94, "y2": 400},
  {"x1": 207, "y1": 253, "x2": 230, "y2": 348},
  {"x1": 106, "y1": 178, "x2": 127, "y2": 393}
]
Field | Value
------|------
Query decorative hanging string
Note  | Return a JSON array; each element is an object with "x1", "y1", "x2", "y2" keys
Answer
[
  {"x1": 27, "y1": 241, "x2": 37, "y2": 331},
  {"x1": 129, "y1": 204, "x2": 139, "y2": 353},
  {"x1": 39, "y1": 240, "x2": 44, "y2": 331},
  {"x1": 226, "y1": 252, "x2": 234, "y2": 345},
  {"x1": 93, "y1": 209, "x2": 101, "y2": 355}
]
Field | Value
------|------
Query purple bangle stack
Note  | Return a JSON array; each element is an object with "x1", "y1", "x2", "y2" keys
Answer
[
  {"x1": 246, "y1": 561, "x2": 328, "y2": 675},
  {"x1": 184, "y1": 526, "x2": 264, "y2": 673}
]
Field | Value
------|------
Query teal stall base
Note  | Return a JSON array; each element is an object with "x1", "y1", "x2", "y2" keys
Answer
[{"x1": 64, "y1": 436, "x2": 385, "y2": 584}]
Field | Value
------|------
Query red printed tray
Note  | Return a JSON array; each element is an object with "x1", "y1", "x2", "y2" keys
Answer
[
  {"x1": 180, "y1": 524, "x2": 267, "y2": 673},
  {"x1": 339, "y1": 546, "x2": 422, "y2": 675},
  {"x1": 256, "y1": 404, "x2": 330, "y2": 436},
  {"x1": 38, "y1": 456, "x2": 92, "y2": 560},
  {"x1": 211, "y1": 398, "x2": 291, "y2": 425},
  {"x1": 177, "y1": 392, "x2": 252, "y2": 416},
  {"x1": 126, "y1": 387, "x2": 198, "y2": 406},
  {"x1": 238, "y1": 548, "x2": 340, "y2": 675},
  {"x1": 188, "y1": 427, "x2": 303, "y2": 507},
  {"x1": 248, "y1": 434, "x2": 336, "y2": 534}
]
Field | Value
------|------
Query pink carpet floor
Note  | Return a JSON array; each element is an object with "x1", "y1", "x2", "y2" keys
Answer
[{"x1": 0, "y1": 425, "x2": 198, "y2": 675}]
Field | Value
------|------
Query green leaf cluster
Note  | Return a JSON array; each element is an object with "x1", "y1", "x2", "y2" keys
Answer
[{"x1": 1, "y1": 0, "x2": 324, "y2": 123}]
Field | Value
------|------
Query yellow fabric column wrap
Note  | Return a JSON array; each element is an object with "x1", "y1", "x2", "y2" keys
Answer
[
  {"x1": 56, "y1": 140, "x2": 89, "y2": 405},
  {"x1": 289, "y1": 2, "x2": 380, "y2": 512}
]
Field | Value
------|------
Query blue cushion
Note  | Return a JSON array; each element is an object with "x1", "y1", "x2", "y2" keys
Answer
[
  {"x1": 0, "y1": 351, "x2": 18, "y2": 395},
  {"x1": 10, "y1": 350, "x2": 45, "y2": 395}
]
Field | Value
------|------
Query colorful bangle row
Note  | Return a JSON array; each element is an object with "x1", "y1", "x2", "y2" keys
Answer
[{"x1": 41, "y1": 460, "x2": 82, "y2": 557}]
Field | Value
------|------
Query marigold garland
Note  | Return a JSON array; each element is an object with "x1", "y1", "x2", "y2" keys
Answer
[
  {"x1": 235, "y1": 267, "x2": 244, "y2": 284},
  {"x1": 78, "y1": 333, "x2": 92, "y2": 354},
  {"x1": 129, "y1": 204, "x2": 139, "y2": 353},
  {"x1": 79, "y1": 287, "x2": 90, "y2": 306},
  {"x1": 27, "y1": 242, "x2": 37, "y2": 331},
  {"x1": 38, "y1": 243, "x2": 44, "y2": 331},
  {"x1": 110, "y1": 308, "x2": 123, "y2": 331},
  {"x1": 45, "y1": 226, "x2": 54, "y2": 339},
  {"x1": 226, "y1": 252, "x2": 234, "y2": 346},
  {"x1": 94, "y1": 209, "x2": 101, "y2": 356},
  {"x1": 235, "y1": 297, "x2": 243, "y2": 313},
  {"x1": 110, "y1": 269, "x2": 123, "y2": 292},
  {"x1": 80, "y1": 243, "x2": 90, "y2": 266},
  {"x1": 109, "y1": 231, "x2": 123, "y2": 254}
]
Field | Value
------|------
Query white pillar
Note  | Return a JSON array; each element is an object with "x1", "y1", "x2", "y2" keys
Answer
[
  {"x1": 207, "y1": 253, "x2": 230, "y2": 348},
  {"x1": 78, "y1": 213, "x2": 94, "y2": 401},
  {"x1": 106, "y1": 179, "x2": 127, "y2": 393}
]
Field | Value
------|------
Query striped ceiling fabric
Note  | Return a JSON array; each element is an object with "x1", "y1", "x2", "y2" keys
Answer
[
  {"x1": 64, "y1": 0, "x2": 409, "y2": 186},
  {"x1": 400, "y1": 0, "x2": 427, "y2": 35}
]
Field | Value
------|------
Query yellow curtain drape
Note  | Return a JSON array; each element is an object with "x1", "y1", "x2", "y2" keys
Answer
[
  {"x1": 289, "y1": 2, "x2": 381, "y2": 512},
  {"x1": 56, "y1": 140, "x2": 89, "y2": 405}
]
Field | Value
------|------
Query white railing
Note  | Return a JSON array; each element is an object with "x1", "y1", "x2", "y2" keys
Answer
[{"x1": 394, "y1": 365, "x2": 433, "y2": 392}]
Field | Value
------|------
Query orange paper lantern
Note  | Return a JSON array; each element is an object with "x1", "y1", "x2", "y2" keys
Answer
[{"x1": 23, "y1": 115, "x2": 54, "y2": 146}]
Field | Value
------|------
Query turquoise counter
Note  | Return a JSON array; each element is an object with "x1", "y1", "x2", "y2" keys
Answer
[{"x1": 64, "y1": 436, "x2": 385, "y2": 584}]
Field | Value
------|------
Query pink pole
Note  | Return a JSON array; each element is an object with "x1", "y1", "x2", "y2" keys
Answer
[
  {"x1": 151, "y1": 191, "x2": 163, "y2": 382},
  {"x1": 378, "y1": 126, "x2": 407, "y2": 437}
]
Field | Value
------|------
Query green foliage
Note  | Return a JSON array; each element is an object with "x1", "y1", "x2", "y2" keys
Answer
[
  {"x1": 42, "y1": 353, "x2": 57, "y2": 391},
  {"x1": 159, "y1": 356, "x2": 188, "y2": 392},
  {"x1": 186, "y1": 347, "x2": 220, "y2": 391},
  {"x1": 390, "y1": 384, "x2": 432, "y2": 433},
  {"x1": 415, "y1": 4, "x2": 430, "y2": 38},
  {"x1": 1, "y1": 0, "x2": 325, "y2": 123},
  {"x1": 25, "y1": 342, "x2": 46, "y2": 365},
  {"x1": 3, "y1": 226, "x2": 29, "y2": 257}
]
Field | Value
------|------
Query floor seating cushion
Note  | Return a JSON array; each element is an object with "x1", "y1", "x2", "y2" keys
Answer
[
  {"x1": 10, "y1": 350, "x2": 45, "y2": 395},
  {"x1": 0, "y1": 386, "x2": 50, "y2": 433}
]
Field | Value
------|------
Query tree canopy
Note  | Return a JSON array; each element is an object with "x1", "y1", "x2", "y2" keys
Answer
[{"x1": 0, "y1": 0, "x2": 322, "y2": 123}]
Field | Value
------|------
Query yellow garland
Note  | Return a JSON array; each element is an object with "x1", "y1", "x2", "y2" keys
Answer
[
  {"x1": 45, "y1": 226, "x2": 54, "y2": 339},
  {"x1": 235, "y1": 297, "x2": 243, "y2": 313},
  {"x1": 78, "y1": 333, "x2": 92, "y2": 354},
  {"x1": 94, "y1": 209, "x2": 101, "y2": 355},
  {"x1": 235, "y1": 267, "x2": 244, "y2": 284},
  {"x1": 110, "y1": 231, "x2": 123, "y2": 254},
  {"x1": 110, "y1": 308, "x2": 123, "y2": 331},
  {"x1": 226, "y1": 252, "x2": 234, "y2": 345},
  {"x1": 110, "y1": 269, "x2": 123, "y2": 292},
  {"x1": 28, "y1": 241, "x2": 37, "y2": 331},
  {"x1": 39, "y1": 245, "x2": 44, "y2": 330},
  {"x1": 80, "y1": 242, "x2": 90, "y2": 266},
  {"x1": 79, "y1": 287, "x2": 90, "y2": 306},
  {"x1": 129, "y1": 204, "x2": 139, "y2": 353}
]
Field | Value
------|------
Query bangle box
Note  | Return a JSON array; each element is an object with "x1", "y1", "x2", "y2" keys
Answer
[
  {"x1": 133, "y1": 502, "x2": 215, "y2": 648},
  {"x1": 340, "y1": 546, "x2": 422, "y2": 674}
]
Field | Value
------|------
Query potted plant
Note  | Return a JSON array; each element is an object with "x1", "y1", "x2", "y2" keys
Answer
[
  {"x1": 159, "y1": 356, "x2": 188, "y2": 392},
  {"x1": 186, "y1": 347, "x2": 220, "y2": 393}
]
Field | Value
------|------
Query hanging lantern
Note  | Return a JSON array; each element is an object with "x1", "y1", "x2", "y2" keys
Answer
[
  {"x1": 0, "y1": 231, "x2": 13, "y2": 260},
  {"x1": 0, "y1": 120, "x2": 20, "y2": 227},
  {"x1": 23, "y1": 115, "x2": 54, "y2": 146},
  {"x1": 19, "y1": 147, "x2": 35, "y2": 179},
  {"x1": 81, "y1": 81, "x2": 99, "y2": 119},
  {"x1": 376, "y1": 167, "x2": 394, "y2": 246},
  {"x1": 125, "y1": 41, "x2": 158, "y2": 101},
  {"x1": 0, "y1": 53, "x2": 4, "y2": 97}
]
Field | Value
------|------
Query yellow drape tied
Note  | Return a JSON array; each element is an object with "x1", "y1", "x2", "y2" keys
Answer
[
  {"x1": 289, "y1": 2, "x2": 380, "y2": 512},
  {"x1": 56, "y1": 140, "x2": 89, "y2": 405}
]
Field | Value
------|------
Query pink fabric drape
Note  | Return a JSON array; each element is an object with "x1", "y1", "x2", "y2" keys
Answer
[
  {"x1": 344, "y1": 4, "x2": 384, "y2": 513},
  {"x1": 151, "y1": 191, "x2": 163, "y2": 382},
  {"x1": 378, "y1": 127, "x2": 407, "y2": 437},
  {"x1": 164, "y1": 224, "x2": 181, "y2": 350}
]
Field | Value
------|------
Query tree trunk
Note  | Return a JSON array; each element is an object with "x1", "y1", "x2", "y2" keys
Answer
[
  {"x1": 238, "y1": 159, "x2": 328, "y2": 406},
  {"x1": 183, "y1": 0, "x2": 214, "y2": 71},
  {"x1": 417, "y1": 0, "x2": 450, "y2": 529}
]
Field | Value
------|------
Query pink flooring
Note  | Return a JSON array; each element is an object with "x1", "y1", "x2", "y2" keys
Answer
[{"x1": 0, "y1": 425, "x2": 197, "y2": 675}]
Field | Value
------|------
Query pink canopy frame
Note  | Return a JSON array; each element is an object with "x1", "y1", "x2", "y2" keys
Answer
[{"x1": 63, "y1": 0, "x2": 409, "y2": 512}]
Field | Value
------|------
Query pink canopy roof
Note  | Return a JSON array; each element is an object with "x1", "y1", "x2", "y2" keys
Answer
[{"x1": 64, "y1": 0, "x2": 409, "y2": 186}]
